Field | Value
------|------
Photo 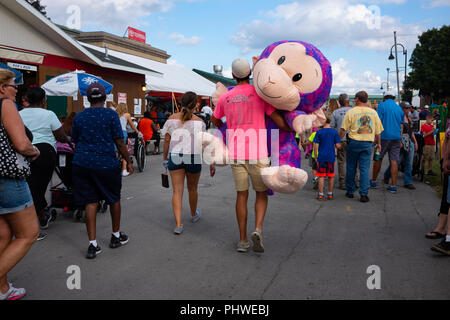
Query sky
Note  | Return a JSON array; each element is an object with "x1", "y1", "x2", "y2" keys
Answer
[{"x1": 41, "y1": 0, "x2": 450, "y2": 95}]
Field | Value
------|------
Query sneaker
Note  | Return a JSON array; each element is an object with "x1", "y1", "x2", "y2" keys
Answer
[
  {"x1": 345, "y1": 193, "x2": 354, "y2": 199},
  {"x1": 109, "y1": 232, "x2": 129, "y2": 248},
  {"x1": 173, "y1": 225, "x2": 184, "y2": 235},
  {"x1": 360, "y1": 195, "x2": 370, "y2": 203},
  {"x1": 316, "y1": 194, "x2": 324, "y2": 200},
  {"x1": 370, "y1": 180, "x2": 377, "y2": 189},
  {"x1": 327, "y1": 193, "x2": 334, "y2": 200},
  {"x1": 251, "y1": 229, "x2": 264, "y2": 253},
  {"x1": 431, "y1": 239, "x2": 450, "y2": 256},
  {"x1": 387, "y1": 185, "x2": 397, "y2": 194},
  {"x1": 36, "y1": 232, "x2": 47, "y2": 241},
  {"x1": 237, "y1": 240, "x2": 250, "y2": 253},
  {"x1": 39, "y1": 213, "x2": 51, "y2": 230},
  {"x1": 0, "y1": 283, "x2": 26, "y2": 300},
  {"x1": 404, "y1": 184, "x2": 416, "y2": 190},
  {"x1": 191, "y1": 209, "x2": 201, "y2": 223},
  {"x1": 86, "y1": 244, "x2": 102, "y2": 259}
]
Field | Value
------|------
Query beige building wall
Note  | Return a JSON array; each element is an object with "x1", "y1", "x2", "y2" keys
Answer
[{"x1": 0, "y1": 3, "x2": 72, "y2": 58}]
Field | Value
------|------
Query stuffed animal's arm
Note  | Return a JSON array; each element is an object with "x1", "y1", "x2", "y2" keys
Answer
[{"x1": 285, "y1": 109, "x2": 327, "y2": 134}]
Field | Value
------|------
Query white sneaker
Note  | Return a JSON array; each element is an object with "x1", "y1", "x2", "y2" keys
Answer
[
  {"x1": 122, "y1": 170, "x2": 129, "y2": 177},
  {"x1": 0, "y1": 283, "x2": 26, "y2": 300}
]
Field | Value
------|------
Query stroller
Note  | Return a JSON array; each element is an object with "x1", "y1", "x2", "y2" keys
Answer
[{"x1": 49, "y1": 142, "x2": 108, "y2": 222}]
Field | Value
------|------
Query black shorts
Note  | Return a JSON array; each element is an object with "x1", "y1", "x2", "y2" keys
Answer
[{"x1": 72, "y1": 165, "x2": 122, "y2": 206}]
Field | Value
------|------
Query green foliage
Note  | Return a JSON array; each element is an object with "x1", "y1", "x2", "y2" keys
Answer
[{"x1": 405, "y1": 25, "x2": 450, "y2": 103}]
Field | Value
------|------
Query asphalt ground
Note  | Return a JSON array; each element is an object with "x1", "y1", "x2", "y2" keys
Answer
[{"x1": 8, "y1": 153, "x2": 450, "y2": 300}]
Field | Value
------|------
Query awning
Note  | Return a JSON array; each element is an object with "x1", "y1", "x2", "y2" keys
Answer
[
  {"x1": 0, "y1": 62, "x2": 23, "y2": 85},
  {"x1": 192, "y1": 69, "x2": 237, "y2": 87},
  {"x1": 0, "y1": 46, "x2": 45, "y2": 64}
]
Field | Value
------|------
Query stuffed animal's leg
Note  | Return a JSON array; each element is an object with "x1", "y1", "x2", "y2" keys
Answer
[{"x1": 261, "y1": 165, "x2": 308, "y2": 194}]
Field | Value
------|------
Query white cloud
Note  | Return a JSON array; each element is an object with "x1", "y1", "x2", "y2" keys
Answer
[
  {"x1": 41, "y1": 0, "x2": 187, "y2": 32},
  {"x1": 428, "y1": 0, "x2": 450, "y2": 7},
  {"x1": 231, "y1": 0, "x2": 422, "y2": 53},
  {"x1": 331, "y1": 58, "x2": 385, "y2": 95},
  {"x1": 169, "y1": 33, "x2": 201, "y2": 46}
]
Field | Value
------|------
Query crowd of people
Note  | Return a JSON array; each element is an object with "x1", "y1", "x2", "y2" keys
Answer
[{"x1": 0, "y1": 57, "x2": 448, "y2": 300}]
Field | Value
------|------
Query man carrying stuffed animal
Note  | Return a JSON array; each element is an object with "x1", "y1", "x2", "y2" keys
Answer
[{"x1": 211, "y1": 58, "x2": 291, "y2": 254}]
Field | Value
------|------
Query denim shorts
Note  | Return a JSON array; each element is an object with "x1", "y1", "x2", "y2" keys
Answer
[
  {"x1": 168, "y1": 154, "x2": 202, "y2": 174},
  {"x1": 0, "y1": 178, "x2": 34, "y2": 215}
]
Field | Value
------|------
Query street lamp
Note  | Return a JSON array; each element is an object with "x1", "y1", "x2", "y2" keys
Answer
[
  {"x1": 388, "y1": 31, "x2": 408, "y2": 102},
  {"x1": 380, "y1": 82, "x2": 389, "y2": 91}
]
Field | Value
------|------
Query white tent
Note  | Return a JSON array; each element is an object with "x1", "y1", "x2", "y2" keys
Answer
[{"x1": 79, "y1": 42, "x2": 216, "y2": 97}]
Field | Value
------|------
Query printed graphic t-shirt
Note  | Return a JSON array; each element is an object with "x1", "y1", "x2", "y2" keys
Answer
[
  {"x1": 342, "y1": 106, "x2": 383, "y2": 142},
  {"x1": 313, "y1": 128, "x2": 341, "y2": 162},
  {"x1": 213, "y1": 84, "x2": 275, "y2": 160},
  {"x1": 72, "y1": 107, "x2": 124, "y2": 170},
  {"x1": 421, "y1": 123, "x2": 436, "y2": 146}
]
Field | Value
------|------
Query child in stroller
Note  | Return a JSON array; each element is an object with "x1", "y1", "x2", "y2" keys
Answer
[{"x1": 49, "y1": 142, "x2": 108, "y2": 221}]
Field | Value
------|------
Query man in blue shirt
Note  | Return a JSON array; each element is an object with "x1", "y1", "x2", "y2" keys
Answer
[
  {"x1": 72, "y1": 83, "x2": 134, "y2": 259},
  {"x1": 371, "y1": 92, "x2": 404, "y2": 193}
]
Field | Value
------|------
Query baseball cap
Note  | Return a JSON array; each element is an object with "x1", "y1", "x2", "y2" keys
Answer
[
  {"x1": 400, "y1": 101, "x2": 412, "y2": 109},
  {"x1": 425, "y1": 105, "x2": 429, "y2": 109},
  {"x1": 86, "y1": 83, "x2": 106, "y2": 100},
  {"x1": 231, "y1": 58, "x2": 251, "y2": 79},
  {"x1": 384, "y1": 90, "x2": 396, "y2": 97}
]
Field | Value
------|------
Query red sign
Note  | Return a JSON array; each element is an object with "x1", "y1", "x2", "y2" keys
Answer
[{"x1": 128, "y1": 27, "x2": 146, "y2": 43}]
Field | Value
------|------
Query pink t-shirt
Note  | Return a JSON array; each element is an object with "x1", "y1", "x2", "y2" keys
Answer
[{"x1": 213, "y1": 84, "x2": 275, "y2": 160}]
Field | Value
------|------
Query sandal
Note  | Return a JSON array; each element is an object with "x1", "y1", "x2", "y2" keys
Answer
[{"x1": 425, "y1": 231, "x2": 446, "y2": 239}]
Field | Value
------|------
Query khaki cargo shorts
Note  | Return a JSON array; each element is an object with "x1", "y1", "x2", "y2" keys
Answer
[
  {"x1": 230, "y1": 158, "x2": 270, "y2": 192},
  {"x1": 423, "y1": 145, "x2": 436, "y2": 161}
]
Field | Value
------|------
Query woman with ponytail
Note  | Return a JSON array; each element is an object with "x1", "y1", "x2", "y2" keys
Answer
[{"x1": 162, "y1": 92, "x2": 206, "y2": 235}]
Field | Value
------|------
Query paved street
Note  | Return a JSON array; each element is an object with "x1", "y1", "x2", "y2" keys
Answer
[{"x1": 9, "y1": 153, "x2": 450, "y2": 300}]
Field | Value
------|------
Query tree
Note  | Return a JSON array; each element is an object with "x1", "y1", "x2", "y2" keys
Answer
[
  {"x1": 404, "y1": 25, "x2": 450, "y2": 104},
  {"x1": 26, "y1": 0, "x2": 47, "y2": 17}
]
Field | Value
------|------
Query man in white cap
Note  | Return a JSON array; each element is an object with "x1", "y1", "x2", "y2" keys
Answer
[{"x1": 211, "y1": 58, "x2": 290, "y2": 254}]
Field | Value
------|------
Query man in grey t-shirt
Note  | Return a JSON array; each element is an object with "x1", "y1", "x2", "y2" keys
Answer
[{"x1": 331, "y1": 93, "x2": 353, "y2": 190}]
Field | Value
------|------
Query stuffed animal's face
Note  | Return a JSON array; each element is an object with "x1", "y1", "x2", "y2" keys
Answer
[{"x1": 253, "y1": 41, "x2": 332, "y2": 114}]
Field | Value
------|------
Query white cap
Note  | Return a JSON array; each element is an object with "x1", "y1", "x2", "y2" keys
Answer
[
  {"x1": 384, "y1": 90, "x2": 396, "y2": 97},
  {"x1": 231, "y1": 58, "x2": 251, "y2": 79},
  {"x1": 425, "y1": 105, "x2": 429, "y2": 109}
]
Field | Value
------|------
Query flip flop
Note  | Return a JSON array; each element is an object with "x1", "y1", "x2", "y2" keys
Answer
[{"x1": 425, "y1": 231, "x2": 446, "y2": 239}]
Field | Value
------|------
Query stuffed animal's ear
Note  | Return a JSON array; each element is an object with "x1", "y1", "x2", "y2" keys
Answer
[{"x1": 252, "y1": 56, "x2": 260, "y2": 69}]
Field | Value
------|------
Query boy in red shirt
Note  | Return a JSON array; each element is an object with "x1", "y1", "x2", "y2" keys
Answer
[{"x1": 421, "y1": 114, "x2": 437, "y2": 175}]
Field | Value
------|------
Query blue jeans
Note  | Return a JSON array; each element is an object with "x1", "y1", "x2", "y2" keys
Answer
[
  {"x1": 384, "y1": 145, "x2": 415, "y2": 186},
  {"x1": 346, "y1": 139, "x2": 373, "y2": 196}
]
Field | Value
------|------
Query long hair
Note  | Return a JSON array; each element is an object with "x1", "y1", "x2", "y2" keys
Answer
[
  {"x1": 328, "y1": 99, "x2": 339, "y2": 114},
  {"x1": 180, "y1": 91, "x2": 197, "y2": 123},
  {"x1": 116, "y1": 103, "x2": 129, "y2": 117}
]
